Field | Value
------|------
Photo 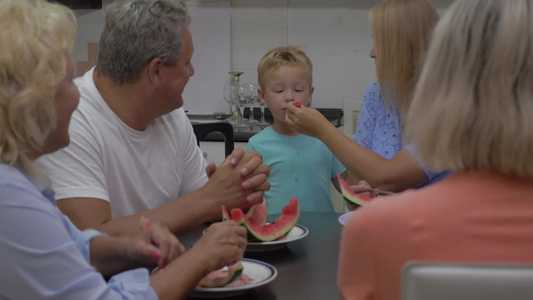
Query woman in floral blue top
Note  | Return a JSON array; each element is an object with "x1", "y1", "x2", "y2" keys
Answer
[{"x1": 287, "y1": 0, "x2": 451, "y2": 194}]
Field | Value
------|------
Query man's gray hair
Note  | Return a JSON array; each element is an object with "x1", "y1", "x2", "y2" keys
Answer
[{"x1": 95, "y1": 0, "x2": 191, "y2": 85}]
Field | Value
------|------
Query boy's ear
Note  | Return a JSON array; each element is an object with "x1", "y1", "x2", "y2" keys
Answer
[
  {"x1": 307, "y1": 86, "x2": 314, "y2": 107},
  {"x1": 258, "y1": 88, "x2": 267, "y2": 105}
]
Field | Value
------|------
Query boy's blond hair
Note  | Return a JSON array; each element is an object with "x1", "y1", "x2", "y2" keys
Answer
[
  {"x1": 257, "y1": 46, "x2": 313, "y2": 91},
  {"x1": 370, "y1": 0, "x2": 439, "y2": 120},
  {"x1": 406, "y1": 0, "x2": 533, "y2": 179}
]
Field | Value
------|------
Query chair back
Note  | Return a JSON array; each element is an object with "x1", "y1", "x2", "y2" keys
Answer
[
  {"x1": 192, "y1": 122, "x2": 234, "y2": 157},
  {"x1": 402, "y1": 262, "x2": 533, "y2": 300}
]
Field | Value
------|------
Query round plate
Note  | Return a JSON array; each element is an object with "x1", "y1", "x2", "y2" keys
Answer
[
  {"x1": 246, "y1": 224, "x2": 309, "y2": 252},
  {"x1": 190, "y1": 258, "x2": 277, "y2": 298},
  {"x1": 203, "y1": 224, "x2": 309, "y2": 252},
  {"x1": 338, "y1": 211, "x2": 356, "y2": 226}
]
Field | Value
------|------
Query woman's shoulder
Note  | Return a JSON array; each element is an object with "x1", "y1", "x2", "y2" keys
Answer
[
  {"x1": 0, "y1": 164, "x2": 45, "y2": 202},
  {"x1": 0, "y1": 164, "x2": 30, "y2": 186},
  {"x1": 364, "y1": 81, "x2": 382, "y2": 99}
]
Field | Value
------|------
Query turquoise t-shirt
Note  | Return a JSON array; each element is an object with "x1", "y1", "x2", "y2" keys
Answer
[{"x1": 246, "y1": 126, "x2": 347, "y2": 214}]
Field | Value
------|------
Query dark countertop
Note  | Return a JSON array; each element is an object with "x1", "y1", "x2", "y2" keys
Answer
[
  {"x1": 189, "y1": 108, "x2": 343, "y2": 143},
  {"x1": 182, "y1": 211, "x2": 345, "y2": 300}
]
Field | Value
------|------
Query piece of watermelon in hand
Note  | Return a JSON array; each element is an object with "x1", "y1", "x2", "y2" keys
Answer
[
  {"x1": 294, "y1": 102, "x2": 301, "y2": 108},
  {"x1": 336, "y1": 169, "x2": 373, "y2": 207},
  {"x1": 199, "y1": 261, "x2": 244, "y2": 287}
]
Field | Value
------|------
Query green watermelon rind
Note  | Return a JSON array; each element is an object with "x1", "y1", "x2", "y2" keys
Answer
[
  {"x1": 336, "y1": 169, "x2": 373, "y2": 207},
  {"x1": 231, "y1": 197, "x2": 300, "y2": 242},
  {"x1": 199, "y1": 261, "x2": 244, "y2": 287}
]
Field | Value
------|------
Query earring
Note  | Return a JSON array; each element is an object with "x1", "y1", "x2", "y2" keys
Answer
[{"x1": 306, "y1": 102, "x2": 311, "y2": 107}]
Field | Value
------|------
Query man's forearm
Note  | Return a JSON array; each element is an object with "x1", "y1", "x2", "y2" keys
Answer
[{"x1": 97, "y1": 189, "x2": 218, "y2": 237}]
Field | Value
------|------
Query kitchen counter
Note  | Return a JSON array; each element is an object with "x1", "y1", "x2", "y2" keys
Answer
[{"x1": 188, "y1": 108, "x2": 343, "y2": 143}]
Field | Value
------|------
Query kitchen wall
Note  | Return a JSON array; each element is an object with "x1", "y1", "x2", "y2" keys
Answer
[{"x1": 72, "y1": 0, "x2": 453, "y2": 112}]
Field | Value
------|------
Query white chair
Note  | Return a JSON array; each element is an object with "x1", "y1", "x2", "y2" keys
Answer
[{"x1": 402, "y1": 261, "x2": 533, "y2": 300}]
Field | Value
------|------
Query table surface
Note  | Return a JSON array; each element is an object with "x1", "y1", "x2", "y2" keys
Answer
[{"x1": 182, "y1": 211, "x2": 345, "y2": 300}]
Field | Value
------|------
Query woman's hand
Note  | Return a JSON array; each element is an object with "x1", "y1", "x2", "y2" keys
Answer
[
  {"x1": 350, "y1": 180, "x2": 374, "y2": 195},
  {"x1": 286, "y1": 103, "x2": 333, "y2": 138},
  {"x1": 128, "y1": 217, "x2": 186, "y2": 269},
  {"x1": 148, "y1": 221, "x2": 247, "y2": 299},
  {"x1": 89, "y1": 217, "x2": 185, "y2": 276},
  {"x1": 189, "y1": 221, "x2": 247, "y2": 271}
]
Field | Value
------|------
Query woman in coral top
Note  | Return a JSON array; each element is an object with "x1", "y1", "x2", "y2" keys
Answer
[{"x1": 338, "y1": 0, "x2": 533, "y2": 299}]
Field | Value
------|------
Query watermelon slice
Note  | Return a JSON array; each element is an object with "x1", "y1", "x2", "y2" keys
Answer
[
  {"x1": 336, "y1": 169, "x2": 373, "y2": 207},
  {"x1": 222, "y1": 205, "x2": 231, "y2": 221},
  {"x1": 294, "y1": 102, "x2": 302, "y2": 108},
  {"x1": 199, "y1": 261, "x2": 243, "y2": 287},
  {"x1": 245, "y1": 201, "x2": 267, "y2": 227},
  {"x1": 223, "y1": 197, "x2": 300, "y2": 242}
]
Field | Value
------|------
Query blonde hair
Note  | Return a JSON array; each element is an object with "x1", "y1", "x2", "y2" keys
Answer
[
  {"x1": 0, "y1": 0, "x2": 76, "y2": 177},
  {"x1": 257, "y1": 45, "x2": 313, "y2": 91},
  {"x1": 406, "y1": 0, "x2": 533, "y2": 179},
  {"x1": 370, "y1": 0, "x2": 439, "y2": 120}
]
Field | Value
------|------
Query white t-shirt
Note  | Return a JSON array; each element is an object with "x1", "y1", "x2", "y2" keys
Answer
[{"x1": 36, "y1": 68, "x2": 208, "y2": 218}]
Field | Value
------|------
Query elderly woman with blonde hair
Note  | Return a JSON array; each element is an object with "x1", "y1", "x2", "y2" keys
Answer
[
  {"x1": 0, "y1": 0, "x2": 246, "y2": 299},
  {"x1": 338, "y1": 0, "x2": 533, "y2": 299}
]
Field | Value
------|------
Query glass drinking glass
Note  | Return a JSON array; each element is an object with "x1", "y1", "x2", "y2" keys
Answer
[
  {"x1": 254, "y1": 84, "x2": 270, "y2": 126},
  {"x1": 234, "y1": 84, "x2": 250, "y2": 128},
  {"x1": 245, "y1": 83, "x2": 258, "y2": 125},
  {"x1": 223, "y1": 83, "x2": 238, "y2": 125}
]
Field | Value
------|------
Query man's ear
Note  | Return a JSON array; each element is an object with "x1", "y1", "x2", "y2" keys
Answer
[{"x1": 147, "y1": 57, "x2": 164, "y2": 87}]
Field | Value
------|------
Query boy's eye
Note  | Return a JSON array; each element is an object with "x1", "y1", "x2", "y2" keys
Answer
[
  {"x1": 295, "y1": 89, "x2": 303, "y2": 93},
  {"x1": 274, "y1": 90, "x2": 283, "y2": 93}
]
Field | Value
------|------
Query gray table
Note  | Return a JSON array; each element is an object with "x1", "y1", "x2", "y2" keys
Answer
[{"x1": 183, "y1": 212, "x2": 344, "y2": 300}]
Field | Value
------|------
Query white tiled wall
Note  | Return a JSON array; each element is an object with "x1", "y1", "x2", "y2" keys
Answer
[{"x1": 72, "y1": 0, "x2": 453, "y2": 110}]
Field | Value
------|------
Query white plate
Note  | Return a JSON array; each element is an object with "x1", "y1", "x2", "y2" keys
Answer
[
  {"x1": 203, "y1": 224, "x2": 309, "y2": 252},
  {"x1": 190, "y1": 258, "x2": 277, "y2": 298},
  {"x1": 246, "y1": 224, "x2": 309, "y2": 252},
  {"x1": 338, "y1": 211, "x2": 356, "y2": 226}
]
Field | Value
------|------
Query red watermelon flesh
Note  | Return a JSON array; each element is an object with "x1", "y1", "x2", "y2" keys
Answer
[
  {"x1": 336, "y1": 169, "x2": 373, "y2": 207},
  {"x1": 245, "y1": 201, "x2": 267, "y2": 227},
  {"x1": 227, "y1": 197, "x2": 300, "y2": 242},
  {"x1": 222, "y1": 205, "x2": 231, "y2": 221}
]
